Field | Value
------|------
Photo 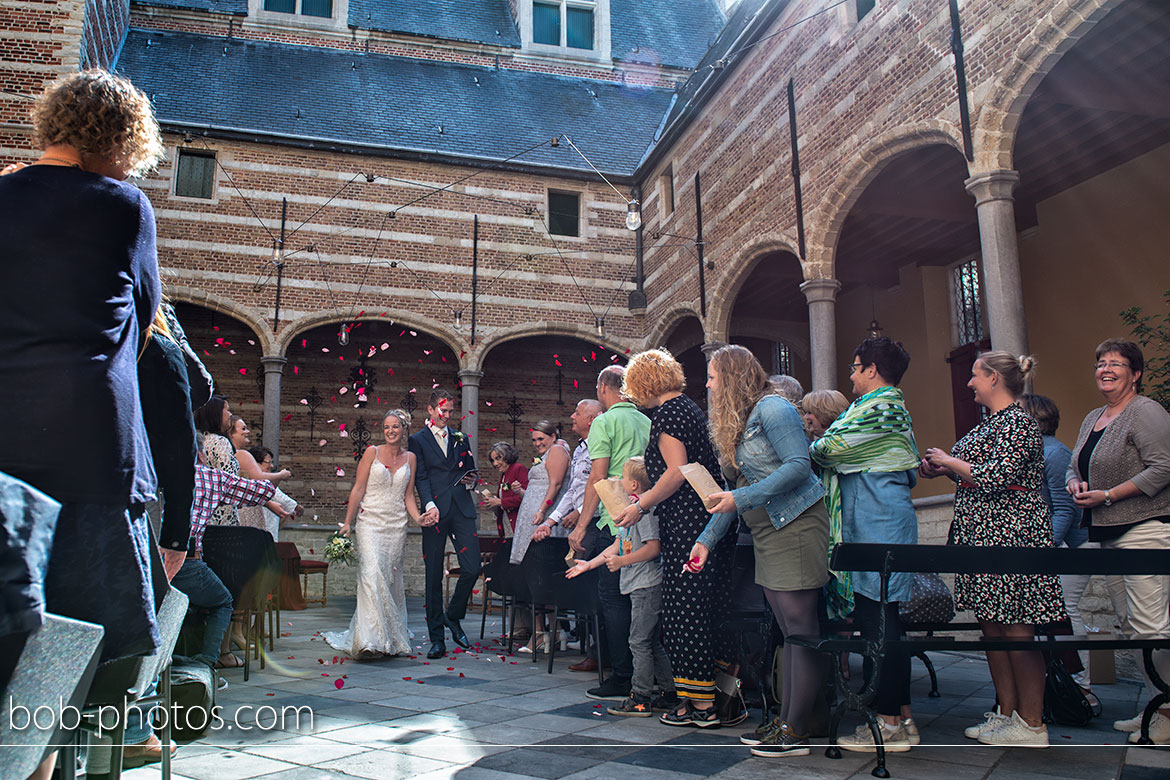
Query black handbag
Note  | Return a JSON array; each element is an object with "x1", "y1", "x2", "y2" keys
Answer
[
  {"x1": 715, "y1": 668, "x2": 749, "y2": 726},
  {"x1": 898, "y1": 573, "x2": 956, "y2": 624},
  {"x1": 1043, "y1": 657, "x2": 1093, "y2": 726}
]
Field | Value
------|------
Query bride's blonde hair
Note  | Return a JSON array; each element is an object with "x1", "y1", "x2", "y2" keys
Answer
[{"x1": 384, "y1": 408, "x2": 411, "y2": 435}]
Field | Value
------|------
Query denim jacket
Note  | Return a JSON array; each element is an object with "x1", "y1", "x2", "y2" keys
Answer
[{"x1": 697, "y1": 395, "x2": 825, "y2": 550}]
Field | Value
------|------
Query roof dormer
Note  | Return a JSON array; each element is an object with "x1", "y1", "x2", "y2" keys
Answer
[{"x1": 519, "y1": 0, "x2": 611, "y2": 62}]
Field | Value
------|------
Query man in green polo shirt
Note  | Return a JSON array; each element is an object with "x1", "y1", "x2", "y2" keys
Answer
[{"x1": 571, "y1": 364, "x2": 650, "y2": 702}]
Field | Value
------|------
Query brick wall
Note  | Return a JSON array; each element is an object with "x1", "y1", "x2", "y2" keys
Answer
[{"x1": 81, "y1": 0, "x2": 129, "y2": 70}]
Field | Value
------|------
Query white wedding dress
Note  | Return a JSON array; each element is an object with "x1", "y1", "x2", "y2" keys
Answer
[{"x1": 324, "y1": 457, "x2": 412, "y2": 658}]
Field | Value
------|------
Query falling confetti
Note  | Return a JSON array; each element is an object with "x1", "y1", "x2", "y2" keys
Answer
[
  {"x1": 239, "y1": 368, "x2": 248, "y2": 375},
  {"x1": 334, "y1": 679, "x2": 345, "y2": 689},
  {"x1": 336, "y1": 468, "x2": 346, "y2": 477}
]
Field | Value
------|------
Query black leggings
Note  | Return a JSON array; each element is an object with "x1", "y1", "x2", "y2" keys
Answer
[{"x1": 764, "y1": 587, "x2": 822, "y2": 736}]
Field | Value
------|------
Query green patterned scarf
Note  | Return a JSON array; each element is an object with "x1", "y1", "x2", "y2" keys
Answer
[{"x1": 809, "y1": 385, "x2": 921, "y2": 620}]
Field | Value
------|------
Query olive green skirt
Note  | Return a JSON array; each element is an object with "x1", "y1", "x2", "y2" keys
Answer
[{"x1": 744, "y1": 498, "x2": 831, "y2": 592}]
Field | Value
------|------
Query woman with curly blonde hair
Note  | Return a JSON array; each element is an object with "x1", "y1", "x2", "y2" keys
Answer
[
  {"x1": 613, "y1": 349, "x2": 732, "y2": 728},
  {"x1": 0, "y1": 70, "x2": 169, "y2": 778},
  {"x1": 691, "y1": 345, "x2": 829, "y2": 757}
]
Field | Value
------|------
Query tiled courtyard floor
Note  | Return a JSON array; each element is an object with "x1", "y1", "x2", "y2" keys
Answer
[{"x1": 119, "y1": 597, "x2": 1168, "y2": 780}]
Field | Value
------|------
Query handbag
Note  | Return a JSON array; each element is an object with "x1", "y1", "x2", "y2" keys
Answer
[
  {"x1": 1043, "y1": 657, "x2": 1093, "y2": 726},
  {"x1": 897, "y1": 572, "x2": 955, "y2": 624},
  {"x1": 715, "y1": 668, "x2": 749, "y2": 727}
]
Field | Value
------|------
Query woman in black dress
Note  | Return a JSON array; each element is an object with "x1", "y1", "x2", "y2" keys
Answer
[{"x1": 614, "y1": 349, "x2": 733, "y2": 727}]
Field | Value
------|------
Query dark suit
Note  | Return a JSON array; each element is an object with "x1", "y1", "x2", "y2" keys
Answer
[{"x1": 408, "y1": 425, "x2": 482, "y2": 642}]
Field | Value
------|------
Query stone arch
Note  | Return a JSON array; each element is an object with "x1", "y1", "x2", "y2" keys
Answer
[
  {"x1": 277, "y1": 307, "x2": 467, "y2": 363},
  {"x1": 804, "y1": 121, "x2": 967, "y2": 279},
  {"x1": 165, "y1": 286, "x2": 276, "y2": 354},
  {"x1": 644, "y1": 304, "x2": 704, "y2": 352},
  {"x1": 973, "y1": 0, "x2": 1122, "y2": 172},
  {"x1": 706, "y1": 232, "x2": 802, "y2": 341},
  {"x1": 474, "y1": 321, "x2": 635, "y2": 369}
]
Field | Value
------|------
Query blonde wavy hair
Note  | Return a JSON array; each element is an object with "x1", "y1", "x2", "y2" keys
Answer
[
  {"x1": 708, "y1": 345, "x2": 773, "y2": 465},
  {"x1": 31, "y1": 70, "x2": 165, "y2": 177},
  {"x1": 384, "y1": 408, "x2": 412, "y2": 436},
  {"x1": 621, "y1": 349, "x2": 685, "y2": 406}
]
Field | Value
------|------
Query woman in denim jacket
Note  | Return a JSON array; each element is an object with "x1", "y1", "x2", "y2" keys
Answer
[{"x1": 690, "y1": 345, "x2": 829, "y2": 758}]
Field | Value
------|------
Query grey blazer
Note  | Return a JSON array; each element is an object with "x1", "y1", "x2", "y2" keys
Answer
[{"x1": 1067, "y1": 395, "x2": 1170, "y2": 527}]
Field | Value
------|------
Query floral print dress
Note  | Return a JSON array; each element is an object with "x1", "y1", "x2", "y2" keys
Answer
[{"x1": 947, "y1": 403, "x2": 1067, "y2": 625}]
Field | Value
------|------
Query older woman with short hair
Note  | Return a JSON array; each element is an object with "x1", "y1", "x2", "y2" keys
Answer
[
  {"x1": 613, "y1": 349, "x2": 732, "y2": 727},
  {"x1": 482, "y1": 441, "x2": 529, "y2": 538},
  {"x1": 1066, "y1": 338, "x2": 1170, "y2": 743},
  {"x1": 800, "y1": 389, "x2": 849, "y2": 440},
  {"x1": 0, "y1": 69, "x2": 166, "y2": 780}
]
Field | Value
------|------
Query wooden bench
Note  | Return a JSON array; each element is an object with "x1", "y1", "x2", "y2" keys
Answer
[{"x1": 788, "y1": 543, "x2": 1170, "y2": 778}]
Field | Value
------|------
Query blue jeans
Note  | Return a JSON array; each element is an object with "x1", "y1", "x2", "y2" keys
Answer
[
  {"x1": 172, "y1": 558, "x2": 233, "y2": 667},
  {"x1": 591, "y1": 525, "x2": 632, "y2": 683}
]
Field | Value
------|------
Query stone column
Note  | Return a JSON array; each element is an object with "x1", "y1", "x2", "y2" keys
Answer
[
  {"x1": 965, "y1": 170, "x2": 1028, "y2": 356},
  {"x1": 458, "y1": 369, "x2": 484, "y2": 461},
  {"x1": 260, "y1": 355, "x2": 287, "y2": 464},
  {"x1": 800, "y1": 278, "x2": 841, "y2": 391}
]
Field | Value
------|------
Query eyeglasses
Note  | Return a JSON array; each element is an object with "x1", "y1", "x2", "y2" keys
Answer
[
  {"x1": 1095, "y1": 361, "x2": 1130, "y2": 371},
  {"x1": 847, "y1": 363, "x2": 864, "y2": 375}
]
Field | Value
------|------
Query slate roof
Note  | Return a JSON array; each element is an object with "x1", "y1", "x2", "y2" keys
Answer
[
  {"x1": 134, "y1": 0, "x2": 247, "y2": 14},
  {"x1": 116, "y1": 30, "x2": 675, "y2": 175},
  {"x1": 611, "y1": 0, "x2": 725, "y2": 70},
  {"x1": 349, "y1": 0, "x2": 521, "y2": 48}
]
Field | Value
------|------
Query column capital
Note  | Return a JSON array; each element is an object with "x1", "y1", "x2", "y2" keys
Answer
[
  {"x1": 457, "y1": 369, "x2": 485, "y2": 386},
  {"x1": 799, "y1": 278, "x2": 841, "y2": 304},
  {"x1": 260, "y1": 355, "x2": 288, "y2": 372},
  {"x1": 964, "y1": 169, "x2": 1020, "y2": 206},
  {"x1": 700, "y1": 341, "x2": 726, "y2": 360}
]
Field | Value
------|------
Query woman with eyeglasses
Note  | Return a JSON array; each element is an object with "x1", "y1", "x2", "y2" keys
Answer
[{"x1": 1066, "y1": 339, "x2": 1170, "y2": 744}]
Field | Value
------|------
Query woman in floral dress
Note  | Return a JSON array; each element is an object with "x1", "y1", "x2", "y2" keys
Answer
[{"x1": 922, "y1": 350, "x2": 1066, "y2": 749}]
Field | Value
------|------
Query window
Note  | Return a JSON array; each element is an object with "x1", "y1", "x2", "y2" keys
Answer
[
  {"x1": 951, "y1": 257, "x2": 984, "y2": 346},
  {"x1": 175, "y1": 149, "x2": 215, "y2": 199},
  {"x1": 856, "y1": 0, "x2": 876, "y2": 21},
  {"x1": 771, "y1": 342, "x2": 792, "y2": 376},
  {"x1": 531, "y1": 1, "x2": 594, "y2": 51},
  {"x1": 547, "y1": 190, "x2": 580, "y2": 237},
  {"x1": 533, "y1": 3, "x2": 560, "y2": 45},
  {"x1": 659, "y1": 164, "x2": 674, "y2": 215},
  {"x1": 263, "y1": 0, "x2": 333, "y2": 18},
  {"x1": 947, "y1": 257, "x2": 989, "y2": 439}
]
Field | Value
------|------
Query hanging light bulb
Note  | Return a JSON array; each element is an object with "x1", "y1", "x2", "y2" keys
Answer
[
  {"x1": 454, "y1": 310, "x2": 463, "y2": 329},
  {"x1": 625, "y1": 200, "x2": 642, "y2": 231},
  {"x1": 596, "y1": 316, "x2": 605, "y2": 337},
  {"x1": 338, "y1": 325, "x2": 350, "y2": 346},
  {"x1": 867, "y1": 319, "x2": 884, "y2": 339}
]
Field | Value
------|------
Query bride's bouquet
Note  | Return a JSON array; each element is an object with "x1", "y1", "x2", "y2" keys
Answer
[{"x1": 323, "y1": 533, "x2": 358, "y2": 566}]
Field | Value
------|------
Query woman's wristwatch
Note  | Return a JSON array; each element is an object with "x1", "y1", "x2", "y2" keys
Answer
[
  {"x1": 634, "y1": 500, "x2": 648, "y2": 516},
  {"x1": 1103, "y1": 489, "x2": 1113, "y2": 506}
]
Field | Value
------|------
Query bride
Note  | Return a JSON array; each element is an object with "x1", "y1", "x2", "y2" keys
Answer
[{"x1": 324, "y1": 409, "x2": 423, "y2": 659}]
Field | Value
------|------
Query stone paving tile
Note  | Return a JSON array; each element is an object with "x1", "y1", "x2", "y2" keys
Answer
[
  {"x1": 240, "y1": 733, "x2": 369, "y2": 765},
  {"x1": 157, "y1": 749, "x2": 300, "y2": 780},
  {"x1": 447, "y1": 722, "x2": 565, "y2": 746},
  {"x1": 389, "y1": 711, "x2": 490, "y2": 734},
  {"x1": 558, "y1": 762, "x2": 706, "y2": 780},
  {"x1": 410, "y1": 766, "x2": 535, "y2": 780},
  {"x1": 313, "y1": 748, "x2": 452, "y2": 779},
  {"x1": 379, "y1": 732, "x2": 511, "y2": 763},
  {"x1": 504, "y1": 712, "x2": 611, "y2": 735},
  {"x1": 469, "y1": 747, "x2": 604, "y2": 778},
  {"x1": 308, "y1": 702, "x2": 416, "y2": 724}
]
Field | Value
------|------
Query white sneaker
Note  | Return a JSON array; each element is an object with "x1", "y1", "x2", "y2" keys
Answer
[
  {"x1": 902, "y1": 717, "x2": 921, "y2": 746},
  {"x1": 1114, "y1": 712, "x2": 1144, "y2": 732},
  {"x1": 977, "y1": 711, "x2": 1049, "y2": 748},
  {"x1": 838, "y1": 721, "x2": 912, "y2": 753},
  {"x1": 964, "y1": 709, "x2": 1007, "y2": 740},
  {"x1": 1126, "y1": 712, "x2": 1170, "y2": 744}
]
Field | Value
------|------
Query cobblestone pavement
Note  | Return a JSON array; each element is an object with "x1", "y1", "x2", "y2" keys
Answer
[{"x1": 117, "y1": 597, "x2": 1168, "y2": 780}]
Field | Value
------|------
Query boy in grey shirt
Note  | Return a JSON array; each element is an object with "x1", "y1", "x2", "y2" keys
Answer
[{"x1": 568, "y1": 457, "x2": 675, "y2": 715}]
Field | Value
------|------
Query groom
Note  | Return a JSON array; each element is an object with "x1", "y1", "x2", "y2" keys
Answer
[{"x1": 409, "y1": 388, "x2": 481, "y2": 659}]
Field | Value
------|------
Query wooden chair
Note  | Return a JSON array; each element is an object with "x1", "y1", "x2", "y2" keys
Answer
[{"x1": 299, "y1": 559, "x2": 329, "y2": 607}]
